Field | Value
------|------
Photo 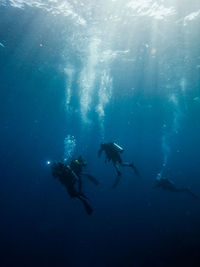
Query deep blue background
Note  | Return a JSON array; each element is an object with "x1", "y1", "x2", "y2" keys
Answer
[{"x1": 1, "y1": 2, "x2": 200, "y2": 266}]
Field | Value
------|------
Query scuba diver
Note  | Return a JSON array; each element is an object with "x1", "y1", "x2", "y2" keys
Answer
[
  {"x1": 155, "y1": 177, "x2": 198, "y2": 199},
  {"x1": 51, "y1": 161, "x2": 93, "y2": 215},
  {"x1": 98, "y1": 142, "x2": 140, "y2": 188},
  {"x1": 70, "y1": 156, "x2": 99, "y2": 194}
]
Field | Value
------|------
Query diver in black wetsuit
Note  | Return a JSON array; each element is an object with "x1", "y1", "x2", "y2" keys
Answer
[
  {"x1": 155, "y1": 177, "x2": 198, "y2": 199},
  {"x1": 51, "y1": 162, "x2": 93, "y2": 215},
  {"x1": 70, "y1": 156, "x2": 99, "y2": 194},
  {"x1": 98, "y1": 142, "x2": 140, "y2": 187}
]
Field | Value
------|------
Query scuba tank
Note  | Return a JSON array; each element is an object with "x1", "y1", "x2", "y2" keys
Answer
[{"x1": 111, "y1": 142, "x2": 124, "y2": 153}]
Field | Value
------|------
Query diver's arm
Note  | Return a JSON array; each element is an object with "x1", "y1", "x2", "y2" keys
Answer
[{"x1": 82, "y1": 173, "x2": 99, "y2": 185}]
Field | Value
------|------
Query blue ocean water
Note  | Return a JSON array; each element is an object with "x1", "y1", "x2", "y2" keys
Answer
[{"x1": 1, "y1": 0, "x2": 200, "y2": 266}]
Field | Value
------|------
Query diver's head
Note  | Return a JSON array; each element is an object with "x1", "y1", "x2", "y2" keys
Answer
[
  {"x1": 78, "y1": 156, "x2": 87, "y2": 166},
  {"x1": 78, "y1": 156, "x2": 83, "y2": 163}
]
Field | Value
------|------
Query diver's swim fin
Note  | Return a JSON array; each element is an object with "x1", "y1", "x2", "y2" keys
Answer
[
  {"x1": 184, "y1": 189, "x2": 198, "y2": 199},
  {"x1": 113, "y1": 175, "x2": 121, "y2": 189},
  {"x1": 81, "y1": 198, "x2": 93, "y2": 215},
  {"x1": 82, "y1": 173, "x2": 99, "y2": 185}
]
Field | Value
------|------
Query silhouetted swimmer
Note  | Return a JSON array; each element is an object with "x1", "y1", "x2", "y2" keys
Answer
[
  {"x1": 51, "y1": 162, "x2": 93, "y2": 215},
  {"x1": 98, "y1": 142, "x2": 140, "y2": 188},
  {"x1": 155, "y1": 177, "x2": 198, "y2": 199}
]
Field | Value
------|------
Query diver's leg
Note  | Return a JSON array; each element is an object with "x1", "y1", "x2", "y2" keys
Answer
[
  {"x1": 179, "y1": 188, "x2": 198, "y2": 199},
  {"x1": 77, "y1": 196, "x2": 93, "y2": 215},
  {"x1": 119, "y1": 157, "x2": 135, "y2": 168},
  {"x1": 72, "y1": 179, "x2": 88, "y2": 199},
  {"x1": 120, "y1": 162, "x2": 140, "y2": 177},
  {"x1": 112, "y1": 162, "x2": 122, "y2": 187},
  {"x1": 78, "y1": 176, "x2": 82, "y2": 194},
  {"x1": 120, "y1": 162, "x2": 131, "y2": 167},
  {"x1": 82, "y1": 173, "x2": 99, "y2": 185},
  {"x1": 79, "y1": 190, "x2": 88, "y2": 199},
  {"x1": 113, "y1": 162, "x2": 121, "y2": 176}
]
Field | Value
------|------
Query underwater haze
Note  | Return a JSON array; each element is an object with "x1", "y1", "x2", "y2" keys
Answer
[{"x1": 1, "y1": 0, "x2": 200, "y2": 266}]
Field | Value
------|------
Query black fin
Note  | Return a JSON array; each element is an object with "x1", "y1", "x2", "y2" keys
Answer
[
  {"x1": 113, "y1": 175, "x2": 121, "y2": 189},
  {"x1": 81, "y1": 198, "x2": 93, "y2": 215}
]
